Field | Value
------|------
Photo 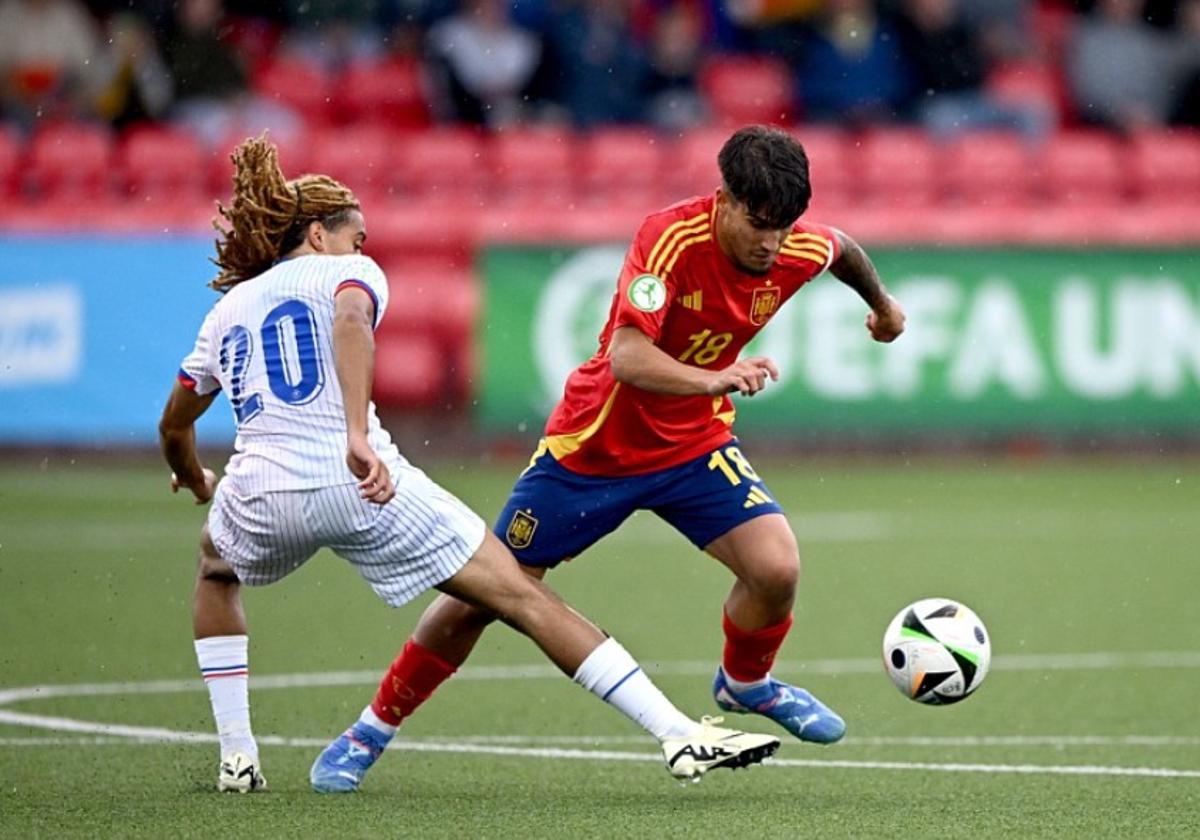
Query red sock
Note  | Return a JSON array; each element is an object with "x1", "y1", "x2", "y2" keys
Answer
[
  {"x1": 369, "y1": 638, "x2": 457, "y2": 727},
  {"x1": 722, "y1": 610, "x2": 793, "y2": 682}
]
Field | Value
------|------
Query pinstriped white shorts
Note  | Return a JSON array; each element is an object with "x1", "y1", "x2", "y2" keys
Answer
[{"x1": 207, "y1": 471, "x2": 486, "y2": 607}]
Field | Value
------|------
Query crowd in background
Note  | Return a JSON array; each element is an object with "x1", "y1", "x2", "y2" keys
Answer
[{"x1": 1, "y1": 0, "x2": 1199, "y2": 145}]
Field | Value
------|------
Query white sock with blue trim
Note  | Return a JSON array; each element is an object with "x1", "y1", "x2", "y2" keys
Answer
[
  {"x1": 572, "y1": 637, "x2": 699, "y2": 741},
  {"x1": 195, "y1": 635, "x2": 258, "y2": 761}
]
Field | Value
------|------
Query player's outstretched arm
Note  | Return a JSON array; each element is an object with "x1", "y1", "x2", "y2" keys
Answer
[
  {"x1": 332, "y1": 285, "x2": 394, "y2": 504},
  {"x1": 829, "y1": 229, "x2": 905, "y2": 343},
  {"x1": 609, "y1": 326, "x2": 778, "y2": 397},
  {"x1": 159, "y1": 382, "x2": 218, "y2": 504}
]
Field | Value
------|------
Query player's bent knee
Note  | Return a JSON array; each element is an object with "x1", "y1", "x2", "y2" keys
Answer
[{"x1": 196, "y1": 526, "x2": 239, "y2": 584}]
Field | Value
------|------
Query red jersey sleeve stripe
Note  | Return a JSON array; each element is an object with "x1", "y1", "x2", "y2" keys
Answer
[
  {"x1": 177, "y1": 369, "x2": 198, "y2": 390},
  {"x1": 335, "y1": 279, "x2": 381, "y2": 327}
]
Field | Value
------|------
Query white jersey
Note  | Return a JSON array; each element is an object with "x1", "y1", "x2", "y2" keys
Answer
[{"x1": 179, "y1": 254, "x2": 406, "y2": 494}]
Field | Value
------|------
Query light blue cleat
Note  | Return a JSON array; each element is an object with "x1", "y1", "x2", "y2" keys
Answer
[
  {"x1": 309, "y1": 722, "x2": 391, "y2": 793},
  {"x1": 713, "y1": 667, "x2": 846, "y2": 744}
]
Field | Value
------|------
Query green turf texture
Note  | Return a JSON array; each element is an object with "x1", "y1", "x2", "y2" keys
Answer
[{"x1": 1, "y1": 456, "x2": 1197, "y2": 838}]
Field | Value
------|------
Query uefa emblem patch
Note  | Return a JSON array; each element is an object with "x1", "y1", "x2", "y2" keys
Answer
[
  {"x1": 505, "y1": 509, "x2": 539, "y2": 549},
  {"x1": 627, "y1": 274, "x2": 667, "y2": 313}
]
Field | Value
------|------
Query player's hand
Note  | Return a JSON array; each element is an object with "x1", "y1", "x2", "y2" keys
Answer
[
  {"x1": 171, "y1": 467, "x2": 216, "y2": 505},
  {"x1": 866, "y1": 296, "x2": 905, "y2": 343},
  {"x1": 347, "y1": 435, "x2": 395, "y2": 505},
  {"x1": 707, "y1": 356, "x2": 779, "y2": 397}
]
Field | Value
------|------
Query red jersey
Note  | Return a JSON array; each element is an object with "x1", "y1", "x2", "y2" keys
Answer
[{"x1": 543, "y1": 194, "x2": 841, "y2": 476}]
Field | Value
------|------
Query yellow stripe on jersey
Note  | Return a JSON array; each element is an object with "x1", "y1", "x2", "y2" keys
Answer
[
  {"x1": 544, "y1": 384, "x2": 622, "y2": 461},
  {"x1": 650, "y1": 219, "x2": 711, "y2": 277},
  {"x1": 661, "y1": 232, "x2": 712, "y2": 278},
  {"x1": 780, "y1": 244, "x2": 830, "y2": 260},
  {"x1": 645, "y1": 212, "x2": 709, "y2": 276},
  {"x1": 779, "y1": 248, "x2": 828, "y2": 268},
  {"x1": 786, "y1": 232, "x2": 832, "y2": 252}
]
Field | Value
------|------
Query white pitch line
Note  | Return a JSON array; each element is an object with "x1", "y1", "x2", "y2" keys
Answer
[
  {"x1": 4, "y1": 650, "x2": 1200, "y2": 706},
  {"x1": 0, "y1": 714, "x2": 1197, "y2": 780}
]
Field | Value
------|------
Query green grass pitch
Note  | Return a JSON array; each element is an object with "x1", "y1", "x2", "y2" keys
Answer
[{"x1": 1, "y1": 455, "x2": 1198, "y2": 838}]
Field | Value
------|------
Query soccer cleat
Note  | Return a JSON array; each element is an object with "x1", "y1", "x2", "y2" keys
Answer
[
  {"x1": 309, "y1": 721, "x2": 391, "y2": 793},
  {"x1": 217, "y1": 752, "x2": 267, "y2": 793},
  {"x1": 661, "y1": 716, "x2": 780, "y2": 780},
  {"x1": 713, "y1": 667, "x2": 846, "y2": 744}
]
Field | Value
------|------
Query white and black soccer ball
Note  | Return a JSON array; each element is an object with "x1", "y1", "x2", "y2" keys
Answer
[{"x1": 882, "y1": 598, "x2": 991, "y2": 705}]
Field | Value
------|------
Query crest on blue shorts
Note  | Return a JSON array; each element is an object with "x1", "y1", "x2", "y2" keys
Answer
[{"x1": 506, "y1": 509, "x2": 539, "y2": 549}]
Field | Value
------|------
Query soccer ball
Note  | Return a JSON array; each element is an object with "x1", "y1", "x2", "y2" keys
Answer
[{"x1": 882, "y1": 598, "x2": 991, "y2": 705}]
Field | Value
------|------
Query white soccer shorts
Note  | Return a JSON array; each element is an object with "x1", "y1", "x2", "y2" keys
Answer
[{"x1": 207, "y1": 468, "x2": 486, "y2": 607}]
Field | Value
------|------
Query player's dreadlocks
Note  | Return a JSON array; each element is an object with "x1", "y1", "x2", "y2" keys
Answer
[
  {"x1": 718, "y1": 125, "x2": 811, "y2": 229},
  {"x1": 210, "y1": 134, "x2": 360, "y2": 292}
]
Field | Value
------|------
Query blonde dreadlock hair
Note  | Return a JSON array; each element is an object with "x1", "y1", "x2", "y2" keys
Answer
[{"x1": 210, "y1": 134, "x2": 360, "y2": 292}]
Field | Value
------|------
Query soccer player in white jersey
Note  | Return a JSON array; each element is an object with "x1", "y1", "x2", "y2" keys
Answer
[{"x1": 158, "y1": 135, "x2": 780, "y2": 794}]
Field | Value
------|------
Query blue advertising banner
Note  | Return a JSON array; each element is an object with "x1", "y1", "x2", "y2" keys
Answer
[{"x1": 0, "y1": 236, "x2": 235, "y2": 444}]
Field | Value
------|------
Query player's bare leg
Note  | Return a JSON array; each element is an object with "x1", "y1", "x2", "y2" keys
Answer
[
  {"x1": 192, "y1": 526, "x2": 265, "y2": 792},
  {"x1": 310, "y1": 533, "x2": 779, "y2": 791},
  {"x1": 705, "y1": 514, "x2": 845, "y2": 744}
]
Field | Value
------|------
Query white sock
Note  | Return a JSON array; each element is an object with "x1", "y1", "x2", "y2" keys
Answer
[
  {"x1": 573, "y1": 638, "x2": 699, "y2": 741},
  {"x1": 357, "y1": 705, "x2": 398, "y2": 738},
  {"x1": 722, "y1": 668, "x2": 771, "y2": 694},
  {"x1": 195, "y1": 635, "x2": 257, "y2": 761}
]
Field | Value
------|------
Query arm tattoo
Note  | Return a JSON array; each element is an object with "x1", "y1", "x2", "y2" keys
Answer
[{"x1": 829, "y1": 232, "x2": 891, "y2": 311}]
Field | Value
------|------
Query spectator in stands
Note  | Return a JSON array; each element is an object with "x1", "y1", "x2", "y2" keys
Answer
[
  {"x1": 279, "y1": 0, "x2": 384, "y2": 72},
  {"x1": 95, "y1": 12, "x2": 173, "y2": 129},
  {"x1": 1067, "y1": 0, "x2": 1176, "y2": 131},
  {"x1": 643, "y1": 1, "x2": 707, "y2": 130},
  {"x1": 544, "y1": 0, "x2": 650, "y2": 128},
  {"x1": 896, "y1": 0, "x2": 1050, "y2": 138},
  {"x1": 0, "y1": 0, "x2": 103, "y2": 128},
  {"x1": 425, "y1": 0, "x2": 545, "y2": 127},
  {"x1": 772, "y1": 0, "x2": 917, "y2": 125},
  {"x1": 162, "y1": 0, "x2": 299, "y2": 146},
  {"x1": 1169, "y1": 0, "x2": 1200, "y2": 125}
]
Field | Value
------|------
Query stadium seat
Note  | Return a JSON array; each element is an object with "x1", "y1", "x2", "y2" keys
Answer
[
  {"x1": 366, "y1": 198, "x2": 479, "y2": 267},
  {"x1": 24, "y1": 123, "x2": 114, "y2": 199},
  {"x1": 700, "y1": 55, "x2": 794, "y2": 126},
  {"x1": 1036, "y1": 131, "x2": 1125, "y2": 204},
  {"x1": 336, "y1": 58, "x2": 430, "y2": 128},
  {"x1": 380, "y1": 260, "x2": 479, "y2": 343},
  {"x1": 858, "y1": 128, "x2": 940, "y2": 207},
  {"x1": 120, "y1": 126, "x2": 209, "y2": 202},
  {"x1": 372, "y1": 330, "x2": 446, "y2": 408},
  {"x1": 670, "y1": 127, "x2": 731, "y2": 197},
  {"x1": 942, "y1": 131, "x2": 1036, "y2": 206},
  {"x1": 253, "y1": 59, "x2": 334, "y2": 127},
  {"x1": 393, "y1": 129, "x2": 486, "y2": 200},
  {"x1": 306, "y1": 125, "x2": 401, "y2": 200},
  {"x1": 577, "y1": 128, "x2": 666, "y2": 206},
  {"x1": 1129, "y1": 129, "x2": 1200, "y2": 202},
  {"x1": 0, "y1": 124, "x2": 19, "y2": 196},
  {"x1": 793, "y1": 127, "x2": 854, "y2": 206},
  {"x1": 489, "y1": 128, "x2": 575, "y2": 204},
  {"x1": 208, "y1": 127, "x2": 315, "y2": 197}
]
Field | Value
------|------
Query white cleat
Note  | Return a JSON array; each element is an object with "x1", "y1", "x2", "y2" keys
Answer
[
  {"x1": 217, "y1": 752, "x2": 267, "y2": 793},
  {"x1": 661, "y1": 716, "x2": 781, "y2": 781}
]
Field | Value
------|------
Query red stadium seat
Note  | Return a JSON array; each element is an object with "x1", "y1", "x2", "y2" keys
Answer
[
  {"x1": 669, "y1": 127, "x2": 730, "y2": 197},
  {"x1": 1037, "y1": 131, "x2": 1125, "y2": 204},
  {"x1": 336, "y1": 58, "x2": 430, "y2": 128},
  {"x1": 489, "y1": 128, "x2": 575, "y2": 204},
  {"x1": 208, "y1": 127, "x2": 315, "y2": 198},
  {"x1": 858, "y1": 129, "x2": 940, "y2": 207},
  {"x1": 793, "y1": 127, "x2": 854, "y2": 206},
  {"x1": 372, "y1": 331, "x2": 445, "y2": 408},
  {"x1": 0, "y1": 124, "x2": 19, "y2": 196},
  {"x1": 380, "y1": 260, "x2": 479, "y2": 342},
  {"x1": 366, "y1": 198, "x2": 479, "y2": 267},
  {"x1": 1129, "y1": 129, "x2": 1200, "y2": 202},
  {"x1": 393, "y1": 129, "x2": 486, "y2": 200},
  {"x1": 943, "y1": 131, "x2": 1036, "y2": 206},
  {"x1": 577, "y1": 128, "x2": 666, "y2": 206},
  {"x1": 306, "y1": 125, "x2": 400, "y2": 200},
  {"x1": 120, "y1": 126, "x2": 209, "y2": 202},
  {"x1": 25, "y1": 123, "x2": 114, "y2": 199},
  {"x1": 700, "y1": 55, "x2": 794, "y2": 126},
  {"x1": 253, "y1": 59, "x2": 334, "y2": 127}
]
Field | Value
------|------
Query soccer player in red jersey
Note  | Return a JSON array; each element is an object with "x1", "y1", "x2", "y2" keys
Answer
[{"x1": 313, "y1": 125, "x2": 906, "y2": 786}]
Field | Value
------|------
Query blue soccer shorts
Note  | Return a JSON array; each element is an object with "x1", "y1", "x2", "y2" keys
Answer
[{"x1": 492, "y1": 438, "x2": 785, "y2": 567}]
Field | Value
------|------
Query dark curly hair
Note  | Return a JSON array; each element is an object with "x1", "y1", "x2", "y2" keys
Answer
[{"x1": 717, "y1": 125, "x2": 811, "y2": 229}]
